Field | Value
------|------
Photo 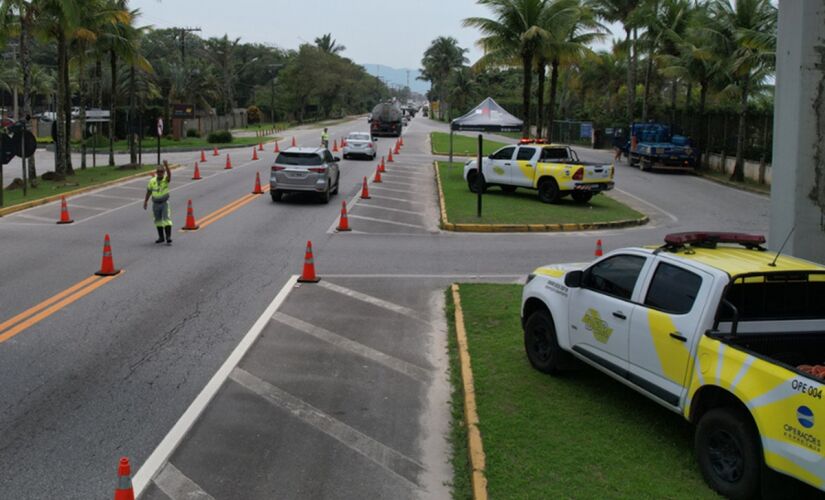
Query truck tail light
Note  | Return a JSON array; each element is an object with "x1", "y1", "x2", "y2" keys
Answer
[
  {"x1": 572, "y1": 168, "x2": 584, "y2": 180},
  {"x1": 272, "y1": 166, "x2": 285, "y2": 171}
]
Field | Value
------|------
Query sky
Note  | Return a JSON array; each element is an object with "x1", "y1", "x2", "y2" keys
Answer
[{"x1": 131, "y1": 0, "x2": 622, "y2": 70}]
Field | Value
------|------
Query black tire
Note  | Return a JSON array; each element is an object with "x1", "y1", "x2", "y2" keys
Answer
[
  {"x1": 571, "y1": 191, "x2": 593, "y2": 203},
  {"x1": 695, "y1": 407, "x2": 762, "y2": 500},
  {"x1": 270, "y1": 190, "x2": 283, "y2": 202},
  {"x1": 332, "y1": 175, "x2": 339, "y2": 195},
  {"x1": 523, "y1": 310, "x2": 565, "y2": 374},
  {"x1": 538, "y1": 178, "x2": 560, "y2": 204},
  {"x1": 501, "y1": 185, "x2": 517, "y2": 194},
  {"x1": 467, "y1": 170, "x2": 487, "y2": 194},
  {"x1": 320, "y1": 182, "x2": 331, "y2": 204},
  {"x1": 640, "y1": 158, "x2": 653, "y2": 172}
]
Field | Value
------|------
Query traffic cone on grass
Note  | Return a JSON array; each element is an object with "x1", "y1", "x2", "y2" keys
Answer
[
  {"x1": 252, "y1": 147, "x2": 259, "y2": 161},
  {"x1": 182, "y1": 199, "x2": 199, "y2": 230},
  {"x1": 252, "y1": 172, "x2": 264, "y2": 194},
  {"x1": 192, "y1": 162, "x2": 202, "y2": 180},
  {"x1": 360, "y1": 177, "x2": 371, "y2": 199},
  {"x1": 56, "y1": 196, "x2": 74, "y2": 224},
  {"x1": 113, "y1": 457, "x2": 135, "y2": 500},
  {"x1": 336, "y1": 201, "x2": 352, "y2": 232},
  {"x1": 298, "y1": 240, "x2": 320, "y2": 283},
  {"x1": 225, "y1": 154, "x2": 232, "y2": 169},
  {"x1": 95, "y1": 234, "x2": 120, "y2": 276},
  {"x1": 595, "y1": 239, "x2": 604, "y2": 257},
  {"x1": 374, "y1": 165, "x2": 383, "y2": 183}
]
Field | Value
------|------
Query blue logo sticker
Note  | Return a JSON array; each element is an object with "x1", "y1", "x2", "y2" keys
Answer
[{"x1": 797, "y1": 406, "x2": 814, "y2": 429}]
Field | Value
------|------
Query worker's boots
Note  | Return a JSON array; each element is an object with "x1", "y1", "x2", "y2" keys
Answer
[
  {"x1": 164, "y1": 226, "x2": 172, "y2": 246},
  {"x1": 155, "y1": 227, "x2": 165, "y2": 244}
]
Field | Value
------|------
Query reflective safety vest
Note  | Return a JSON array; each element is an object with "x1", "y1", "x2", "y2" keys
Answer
[
  {"x1": 321, "y1": 132, "x2": 329, "y2": 142},
  {"x1": 147, "y1": 174, "x2": 170, "y2": 200}
]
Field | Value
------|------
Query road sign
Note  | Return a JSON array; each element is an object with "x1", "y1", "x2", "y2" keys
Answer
[
  {"x1": 172, "y1": 104, "x2": 195, "y2": 119},
  {"x1": 580, "y1": 122, "x2": 593, "y2": 139},
  {"x1": 157, "y1": 118, "x2": 164, "y2": 137}
]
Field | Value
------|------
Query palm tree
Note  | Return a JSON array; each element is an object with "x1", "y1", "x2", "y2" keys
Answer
[
  {"x1": 643, "y1": 0, "x2": 692, "y2": 125},
  {"x1": 465, "y1": 0, "x2": 549, "y2": 136},
  {"x1": 538, "y1": 0, "x2": 604, "y2": 141},
  {"x1": 447, "y1": 67, "x2": 478, "y2": 116},
  {"x1": 706, "y1": 0, "x2": 776, "y2": 182},
  {"x1": 591, "y1": 0, "x2": 641, "y2": 122},
  {"x1": 204, "y1": 34, "x2": 242, "y2": 116},
  {"x1": 314, "y1": 33, "x2": 345, "y2": 55},
  {"x1": 419, "y1": 36, "x2": 468, "y2": 120}
]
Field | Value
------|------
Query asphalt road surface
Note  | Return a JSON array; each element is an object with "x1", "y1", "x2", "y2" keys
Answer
[{"x1": 0, "y1": 115, "x2": 769, "y2": 499}]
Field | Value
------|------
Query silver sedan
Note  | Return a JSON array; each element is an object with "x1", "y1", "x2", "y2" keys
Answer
[{"x1": 342, "y1": 132, "x2": 377, "y2": 160}]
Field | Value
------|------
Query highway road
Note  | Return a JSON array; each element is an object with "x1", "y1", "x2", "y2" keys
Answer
[{"x1": 0, "y1": 115, "x2": 769, "y2": 498}]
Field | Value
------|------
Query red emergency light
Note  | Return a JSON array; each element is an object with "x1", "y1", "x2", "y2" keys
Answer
[{"x1": 664, "y1": 232, "x2": 766, "y2": 249}]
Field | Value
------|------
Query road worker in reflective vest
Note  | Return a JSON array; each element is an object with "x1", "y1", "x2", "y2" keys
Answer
[
  {"x1": 321, "y1": 128, "x2": 329, "y2": 149},
  {"x1": 143, "y1": 160, "x2": 173, "y2": 245}
]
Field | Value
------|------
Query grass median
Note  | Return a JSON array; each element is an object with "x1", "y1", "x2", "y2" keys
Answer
[
  {"x1": 447, "y1": 283, "x2": 719, "y2": 499},
  {"x1": 430, "y1": 132, "x2": 508, "y2": 156},
  {"x1": 437, "y1": 161, "x2": 643, "y2": 225},
  {"x1": 0, "y1": 164, "x2": 159, "y2": 210},
  {"x1": 76, "y1": 135, "x2": 268, "y2": 153}
]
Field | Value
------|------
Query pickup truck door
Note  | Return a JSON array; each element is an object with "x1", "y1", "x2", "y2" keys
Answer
[
  {"x1": 511, "y1": 146, "x2": 538, "y2": 187},
  {"x1": 628, "y1": 260, "x2": 713, "y2": 406},
  {"x1": 568, "y1": 253, "x2": 650, "y2": 377},
  {"x1": 484, "y1": 146, "x2": 516, "y2": 186}
]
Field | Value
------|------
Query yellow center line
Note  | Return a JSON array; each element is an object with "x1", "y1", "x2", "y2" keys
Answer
[
  {"x1": 0, "y1": 275, "x2": 100, "y2": 333},
  {"x1": 196, "y1": 185, "x2": 271, "y2": 230},
  {"x1": 0, "y1": 273, "x2": 121, "y2": 344}
]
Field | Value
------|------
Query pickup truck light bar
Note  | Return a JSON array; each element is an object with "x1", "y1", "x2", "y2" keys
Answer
[
  {"x1": 663, "y1": 231, "x2": 767, "y2": 250},
  {"x1": 518, "y1": 138, "x2": 548, "y2": 144}
]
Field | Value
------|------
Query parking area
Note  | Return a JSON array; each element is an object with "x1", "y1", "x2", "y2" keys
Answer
[{"x1": 138, "y1": 276, "x2": 455, "y2": 500}]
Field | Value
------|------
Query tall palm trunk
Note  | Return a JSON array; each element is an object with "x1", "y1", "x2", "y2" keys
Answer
[
  {"x1": 129, "y1": 64, "x2": 137, "y2": 165},
  {"x1": 20, "y1": 12, "x2": 36, "y2": 186},
  {"x1": 642, "y1": 51, "x2": 654, "y2": 121},
  {"x1": 108, "y1": 49, "x2": 116, "y2": 166},
  {"x1": 699, "y1": 80, "x2": 708, "y2": 168},
  {"x1": 521, "y1": 51, "x2": 533, "y2": 137},
  {"x1": 535, "y1": 58, "x2": 546, "y2": 138},
  {"x1": 63, "y1": 45, "x2": 73, "y2": 175},
  {"x1": 80, "y1": 65, "x2": 87, "y2": 169},
  {"x1": 55, "y1": 31, "x2": 67, "y2": 179},
  {"x1": 732, "y1": 78, "x2": 749, "y2": 182},
  {"x1": 545, "y1": 58, "x2": 560, "y2": 142},
  {"x1": 624, "y1": 27, "x2": 633, "y2": 122},
  {"x1": 669, "y1": 80, "x2": 677, "y2": 128},
  {"x1": 685, "y1": 82, "x2": 693, "y2": 136},
  {"x1": 630, "y1": 28, "x2": 638, "y2": 122}
]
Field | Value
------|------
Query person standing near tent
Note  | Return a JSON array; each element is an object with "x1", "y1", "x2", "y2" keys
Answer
[{"x1": 143, "y1": 160, "x2": 173, "y2": 245}]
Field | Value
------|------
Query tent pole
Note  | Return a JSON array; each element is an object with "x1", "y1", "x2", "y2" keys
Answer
[
  {"x1": 477, "y1": 134, "x2": 483, "y2": 217},
  {"x1": 449, "y1": 130, "x2": 453, "y2": 166}
]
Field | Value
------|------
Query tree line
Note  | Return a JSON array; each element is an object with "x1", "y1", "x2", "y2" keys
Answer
[
  {"x1": 0, "y1": 1, "x2": 390, "y2": 183},
  {"x1": 419, "y1": 0, "x2": 776, "y2": 182}
]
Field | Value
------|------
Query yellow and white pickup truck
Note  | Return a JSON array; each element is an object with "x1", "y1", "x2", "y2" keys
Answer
[
  {"x1": 462, "y1": 140, "x2": 614, "y2": 204},
  {"x1": 521, "y1": 232, "x2": 824, "y2": 498}
]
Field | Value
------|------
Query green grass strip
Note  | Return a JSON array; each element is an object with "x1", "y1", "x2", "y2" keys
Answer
[
  {"x1": 448, "y1": 283, "x2": 720, "y2": 499},
  {"x1": 430, "y1": 132, "x2": 508, "y2": 156}
]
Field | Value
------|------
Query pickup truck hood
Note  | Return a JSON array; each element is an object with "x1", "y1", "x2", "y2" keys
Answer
[{"x1": 533, "y1": 262, "x2": 586, "y2": 279}]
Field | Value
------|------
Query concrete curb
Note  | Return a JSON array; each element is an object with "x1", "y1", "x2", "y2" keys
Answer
[
  {"x1": 47, "y1": 137, "x2": 281, "y2": 154},
  {"x1": 451, "y1": 284, "x2": 488, "y2": 500},
  {"x1": 694, "y1": 172, "x2": 770, "y2": 196},
  {"x1": 0, "y1": 163, "x2": 183, "y2": 218},
  {"x1": 433, "y1": 162, "x2": 649, "y2": 233}
]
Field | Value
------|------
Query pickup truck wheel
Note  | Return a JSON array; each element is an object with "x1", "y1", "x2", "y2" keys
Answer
[
  {"x1": 524, "y1": 310, "x2": 564, "y2": 374},
  {"x1": 467, "y1": 171, "x2": 487, "y2": 194},
  {"x1": 695, "y1": 407, "x2": 761, "y2": 500},
  {"x1": 538, "y1": 178, "x2": 560, "y2": 204},
  {"x1": 501, "y1": 185, "x2": 517, "y2": 194},
  {"x1": 571, "y1": 191, "x2": 593, "y2": 203}
]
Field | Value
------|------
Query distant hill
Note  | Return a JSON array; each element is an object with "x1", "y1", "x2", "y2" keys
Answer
[{"x1": 361, "y1": 64, "x2": 430, "y2": 95}]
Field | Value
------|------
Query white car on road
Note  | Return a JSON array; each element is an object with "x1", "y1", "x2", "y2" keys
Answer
[{"x1": 342, "y1": 132, "x2": 377, "y2": 160}]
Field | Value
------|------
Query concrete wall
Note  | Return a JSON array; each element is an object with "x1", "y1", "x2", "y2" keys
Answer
[{"x1": 706, "y1": 153, "x2": 772, "y2": 185}]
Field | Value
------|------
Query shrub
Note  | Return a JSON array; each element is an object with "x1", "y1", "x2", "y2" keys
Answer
[
  {"x1": 207, "y1": 130, "x2": 233, "y2": 143},
  {"x1": 186, "y1": 128, "x2": 200, "y2": 138},
  {"x1": 247, "y1": 105, "x2": 262, "y2": 124},
  {"x1": 83, "y1": 134, "x2": 108, "y2": 147}
]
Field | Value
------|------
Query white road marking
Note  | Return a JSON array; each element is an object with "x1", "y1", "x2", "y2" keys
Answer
[
  {"x1": 369, "y1": 185, "x2": 411, "y2": 194},
  {"x1": 347, "y1": 214, "x2": 428, "y2": 229},
  {"x1": 65, "y1": 203, "x2": 109, "y2": 211},
  {"x1": 613, "y1": 188, "x2": 679, "y2": 223},
  {"x1": 131, "y1": 275, "x2": 300, "y2": 496},
  {"x1": 356, "y1": 204, "x2": 422, "y2": 216},
  {"x1": 115, "y1": 185, "x2": 149, "y2": 192},
  {"x1": 6, "y1": 212, "x2": 55, "y2": 222},
  {"x1": 376, "y1": 179, "x2": 417, "y2": 187},
  {"x1": 153, "y1": 462, "x2": 216, "y2": 500},
  {"x1": 84, "y1": 192, "x2": 135, "y2": 201},
  {"x1": 322, "y1": 273, "x2": 525, "y2": 280},
  {"x1": 272, "y1": 312, "x2": 431, "y2": 383},
  {"x1": 230, "y1": 367, "x2": 424, "y2": 491},
  {"x1": 368, "y1": 194, "x2": 426, "y2": 205},
  {"x1": 317, "y1": 280, "x2": 426, "y2": 321}
]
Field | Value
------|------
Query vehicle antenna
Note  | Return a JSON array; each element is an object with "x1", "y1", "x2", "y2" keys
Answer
[{"x1": 768, "y1": 226, "x2": 795, "y2": 267}]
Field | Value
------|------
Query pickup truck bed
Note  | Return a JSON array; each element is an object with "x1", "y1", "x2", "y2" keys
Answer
[{"x1": 722, "y1": 332, "x2": 825, "y2": 374}]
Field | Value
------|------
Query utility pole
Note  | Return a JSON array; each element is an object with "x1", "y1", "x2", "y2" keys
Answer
[{"x1": 174, "y1": 27, "x2": 202, "y2": 65}]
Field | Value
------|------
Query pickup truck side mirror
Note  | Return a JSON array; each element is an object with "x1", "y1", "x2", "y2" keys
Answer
[{"x1": 564, "y1": 270, "x2": 583, "y2": 288}]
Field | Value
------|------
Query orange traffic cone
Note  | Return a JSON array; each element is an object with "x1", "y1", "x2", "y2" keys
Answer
[
  {"x1": 56, "y1": 195, "x2": 74, "y2": 224},
  {"x1": 192, "y1": 162, "x2": 202, "y2": 180},
  {"x1": 274, "y1": 141, "x2": 280, "y2": 153},
  {"x1": 394, "y1": 141, "x2": 400, "y2": 155},
  {"x1": 387, "y1": 148, "x2": 394, "y2": 162},
  {"x1": 291, "y1": 136, "x2": 296, "y2": 147},
  {"x1": 252, "y1": 147, "x2": 259, "y2": 161},
  {"x1": 258, "y1": 142, "x2": 264, "y2": 151},
  {"x1": 113, "y1": 457, "x2": 135, "y2": 500},
  {"x1": 95, "y1": 234, "x2": 120, "y2": 276},
  {"x1": 332, "y1": 139, "x2": 339, "y2": 152},
  {"x1": 336, "y1": 201, "x2": 352, "y2": 232},
  {"x1": 378, "y1": 157, "x2": 385, "y2": 173},
  {"x1": 374, "y1": 165, "x2": 383, "y2": 183},
  {"x1": 342, "y1": 138, "x2": 347, "y2": 147},
  {"x1": 182, "y1": 199, "x2": 199, "y2": 230},
  {"x1": 252, "y1": 172, "x2": 264, "y2": 194},
  {"x1": 225, "y1": 154, "x2": 232, "y2": 169},
  {"x1": 200, "y1": 149, "x2": 206, "y2": 162},
  {"x1": 213, "y1": 146, "x2": 219, "y2": 157},
  {"x1": 595, "y1": 239, "x2": 604, "y2": 257},
  {"x1": 400, "y1": 136, "x2": 404, "y2": 147},
  {"x1": 298, "y1": 240, "x2": 320, "y2": 283},
  {"x1": 360, "y1": 176, "x2": 371, "y2": 199}
]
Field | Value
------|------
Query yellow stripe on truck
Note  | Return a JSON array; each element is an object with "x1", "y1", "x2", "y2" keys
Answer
[{"x1": 647, "y1": 309, "x2": 692, "y2": 385}]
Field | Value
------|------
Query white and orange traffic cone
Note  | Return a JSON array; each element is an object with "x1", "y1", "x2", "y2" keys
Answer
[
  {"x1": 336, "y1": 201, "x2": 352, "y2": 232},
  {"x1": 595, "y1": 239, "x2": 604, "y2": 257},
  {"x1": 252, "y1": 172, "x2": 264, "y2": 194},
  {"x1": 212, "y1": 146, "x2": 219, "y2": 157},
  {"x1": 252, "y1": 147, "x2": 259, "y2": 161},
  {"x1": 374, "y1": 165, "x2": 383, "y2": 183},
  {"x1": 298, "y1": 240, "x2": 320, "y2": 283},
  {"x1": 192, "y1": 162, "x2": 202, "y2": 180},
  {"x1": 291, "y1": 136, "x2": 296, "y2": 147},
  {"x1": 360, "y1": 176, "x2": 371, "y2": 199},
  {"x1": 113, "y1": 457, "x2": 135, "y2": 500},
  {"x1": 56, "y1": 195, "x2": 74, "y2": 224},
  {"x1": 200, "y1": 149, "x2": 207, "y2": 162},
  {"x1": 95, "y1": 234, "x2": 121, "y2": 276},
  {"x1": 274, "y1": 141, "x2": 280, "y2": 153},
  {"x1": 258, "y1": 142, "x2": 264, "y2": 151},
  {"x1": 182, "y1": 199, "x2": 199, "y2": 231},
  {"x1": 225, "y1": 154, "x2": 233, "y2": 170},
  {"x1": 387, "y1": 148, "x2": 394, "y2": 162}
]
